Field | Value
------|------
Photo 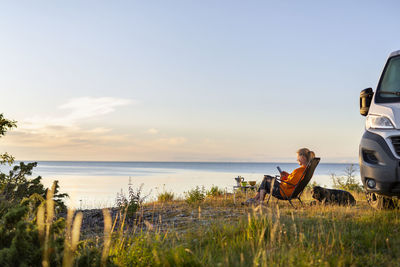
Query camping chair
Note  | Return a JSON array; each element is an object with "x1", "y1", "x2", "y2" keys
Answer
[{"x1": 266, "y1": 157, "x2": 320, "y2": 208}]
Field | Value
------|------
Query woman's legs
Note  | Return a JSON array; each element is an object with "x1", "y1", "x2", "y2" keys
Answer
[
  {"x1": 259, "y1": 189, "x2": 267, "y2": 202},
  {"x1": 258, "y1": 176, "x2": 283, "y2": 202},
  {"x1": 253, "y1": 192, "x2": 260, "y2": 201},
  {"x1": 245, "y1": 175, "x2": 282, "y2": 204},
  {"x1": 248, "y1": 176, "x2": 273, "y2": 203}
]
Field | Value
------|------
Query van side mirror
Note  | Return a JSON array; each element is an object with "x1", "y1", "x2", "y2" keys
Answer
[{"x1": 360, "y1": 88, "x2": 374, "y2": 116}]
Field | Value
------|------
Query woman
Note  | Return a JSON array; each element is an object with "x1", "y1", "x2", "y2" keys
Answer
[{"x1": 245, "y1": 148, "x2": 315, "y2": 204}]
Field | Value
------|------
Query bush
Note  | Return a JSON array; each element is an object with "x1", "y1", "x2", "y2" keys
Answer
[
  {"x1": 206, "y1": 185, "x2": 224, "y2": 197},
  {"x1": 75, "y1": 240, "x2": 118, "y2": 267},
  {"x1": 157, "y1": 191, "x2": 174, "y2": 202},
  {"x1": 331, "y1": 164, "x2": 364, "y2": 193},
  {"x1": 0, "y1": 162, "x2": 68, "y2": 215},
  {"x1": 116, "y1": 184, "x2": 149, "y2": 216},
  {"x1": 0, "y1": 184, "x2": 67, "y2": 267},
  {"x1": 184, "y1": 186, "x2": 205, "y2": 204}
]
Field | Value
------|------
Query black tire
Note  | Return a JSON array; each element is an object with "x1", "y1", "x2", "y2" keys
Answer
[{"x1": 366, "y1": 192, "x2": 396, "y2": 210}]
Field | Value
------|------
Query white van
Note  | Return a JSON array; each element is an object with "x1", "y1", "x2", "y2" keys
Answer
[{"x1": 359, "y1": 50, "x2": 400, "y2": 209}]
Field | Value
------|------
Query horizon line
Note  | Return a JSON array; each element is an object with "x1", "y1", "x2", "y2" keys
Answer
[{"x1": 13, "y1": 159, "x2": 358, "y2": 165}]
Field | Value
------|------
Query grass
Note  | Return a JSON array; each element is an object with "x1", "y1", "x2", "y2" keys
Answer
[
  {"x1": 206, "y1": 185, "x2": 224, "y2": 197},
  {"x1": 157, "y1": 191, "x2": 175, "y2": 202},
  {"x1": 36, "y1": 187, "x2": 400, "y2": 266},
  {"x1": 106, "y1": 190, "x2": 400, "y2": 266}
]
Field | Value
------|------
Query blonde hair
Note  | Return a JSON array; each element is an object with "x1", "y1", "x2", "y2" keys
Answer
[{"x1": 297, "y1": 148, "x2": 315, "y2": 164}]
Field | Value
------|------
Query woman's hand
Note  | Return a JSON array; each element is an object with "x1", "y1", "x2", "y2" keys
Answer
[{"x1": 281, "y1": 171, "x2": 289, "y2": 180}]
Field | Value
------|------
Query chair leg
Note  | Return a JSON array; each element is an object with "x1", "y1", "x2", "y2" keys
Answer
[
  {"x1": 266, "y1": 177, "x2": 276, "y2": 205},
  {"x1": 288, "y1": 199, "x2": 296, "y2": 209},
  {"x1": 266, "y1": 194, "x2": 272, "y2": 204},
  {"x1": 298, "y1": 197, "x2": 304, "y2": 207}
]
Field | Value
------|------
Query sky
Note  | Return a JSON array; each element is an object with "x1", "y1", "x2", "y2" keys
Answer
[{"x1": 0, "y1": 0, "x2": 399, "y2": 163}]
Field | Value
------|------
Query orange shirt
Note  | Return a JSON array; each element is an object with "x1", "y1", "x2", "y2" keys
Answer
[{"x1": 279, "y1": 166, "x2": 306, "y2": 197}]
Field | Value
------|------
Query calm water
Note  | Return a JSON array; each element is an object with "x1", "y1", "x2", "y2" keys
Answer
[{"x1": 2, "y1": 161, "x2": 360, "y2": 208}]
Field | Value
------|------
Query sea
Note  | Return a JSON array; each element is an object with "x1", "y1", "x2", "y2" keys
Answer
[{"x1": 1, "y1": 161, "x2": 360, "y2": 208}]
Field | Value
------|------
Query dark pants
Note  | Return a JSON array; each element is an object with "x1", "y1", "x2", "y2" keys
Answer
[{"x1": 258, "y1": 175, "x2": 284, "y2": 199}]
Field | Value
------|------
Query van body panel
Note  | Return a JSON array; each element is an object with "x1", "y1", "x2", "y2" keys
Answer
[
  {"x1": 360, "y1": 131, "x2": 400, "y2": 196},
  {"x1": 366, "y1": 128, "x2": 400, "y2": 160},
  {"x1": 367, "y1": 102, "x2": 400, "y2": 129}
]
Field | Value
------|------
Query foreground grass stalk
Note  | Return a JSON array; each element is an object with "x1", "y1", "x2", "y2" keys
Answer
[
  {"x1": 62, "y1": 209, "x2": 74, "y2": 267},
  {"x1": 63, "y1": 209, "x2": 83, "y2": 267},
  {"x1": 37, "y1": 205, "x2": 45, "y2": 243},
  {"x1": 101, "y1": 208, "x2": 112, "y2": 267},
  {"x1": 71, "y1": 212, "x2": 83, "y2": 251},
  {"x1": 42, "y1": 182, "x2": 56, "y2": 267}
]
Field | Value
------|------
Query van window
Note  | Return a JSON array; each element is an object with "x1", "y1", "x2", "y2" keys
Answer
[{"x1": 376, "y1": 56, "x2": 400, "y2": 103}]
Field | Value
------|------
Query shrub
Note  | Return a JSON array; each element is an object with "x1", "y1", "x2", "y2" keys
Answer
[
  {"x1": 0, "y1": 183, "x2": 67, "y2": 267},
  {"x1": 331, "y1": 164, "x2": 364, "y2": 193},
  {"x1": 184, "y1": 186, "x2": 205, "y2": 204},
  {"x1": 0, "y1": 162, "x2": 68, "y2": 215},
  {"x1": 76, "y1": 240, "x2": 118, "y2": 267},
  {"x1": 116, "y1": 184, "x2": 149, "y2": 216},
  {"x1": 206, "y1": 185, "x2": 224, "y2": 197},
  {"x1": 157, "y1": 191, "x2": 174, "y2": 202}
]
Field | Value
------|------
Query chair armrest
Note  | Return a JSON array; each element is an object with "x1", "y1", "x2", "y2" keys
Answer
[{"x1": 275, "y1": 178, "x2": 296, "y2": 187}]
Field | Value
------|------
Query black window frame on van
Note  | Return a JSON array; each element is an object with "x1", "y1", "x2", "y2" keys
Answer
[{"x1": 375, "y1": 55, "x2": 400, "y2": 103}]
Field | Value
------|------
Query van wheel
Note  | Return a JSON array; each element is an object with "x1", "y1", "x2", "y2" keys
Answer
[{"x1": 366, "y1": 192, "x2": 395, "y2": 210}]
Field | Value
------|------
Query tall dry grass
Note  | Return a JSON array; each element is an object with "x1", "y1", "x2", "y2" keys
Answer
[
  {"x1": 37, "y1": 182, "x2": 56, "y2": 267},
  {"x1": 105, "y1": 189, "x2": 400, "y2": 266},
  {"x1": 35, "y1": 183, "x2": 400, "y2": 266},
  {"x1": 62, "y1": 208, "x2": 83, "y2": 267}
]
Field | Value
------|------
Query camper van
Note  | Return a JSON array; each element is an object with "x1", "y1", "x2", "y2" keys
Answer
[{"x1": 359, "y1": 50, "x2": 400, "y2": 209}]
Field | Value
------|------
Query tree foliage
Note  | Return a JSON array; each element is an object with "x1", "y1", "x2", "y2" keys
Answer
[
  {"x1": 0, "y1": 114, "x2": 16, "y2": 165},
  {"x1": 0, "y1": 162, "x2": 68, "y2": 214},
  {"x1": 0, "y1": 113, "x2": 16, "y2": 137}
]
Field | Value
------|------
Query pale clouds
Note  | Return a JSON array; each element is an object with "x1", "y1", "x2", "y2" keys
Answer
[
  {"x1": 147, "y1": 128, "x2": 159, "y2": 134},
  {"x1": 24, "y1": 97, "x2": 132, "y2": 129},
  {"x1": 3, "y1": 96, "x2": 194, "y2": 160},
  {"x1": 7, "y1": 96, "x2": 133, "y2": 149},
  {"x1": 59, "y1": 97, "x2": 132, "y2": 122}
]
